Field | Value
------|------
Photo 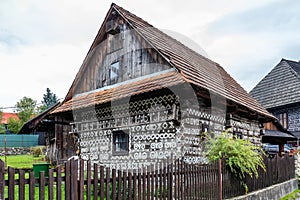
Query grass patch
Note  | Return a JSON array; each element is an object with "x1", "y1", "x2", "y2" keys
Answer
[
  {"x1": 4, "y1": 184, "x2": 64, "y2": 200},
  {"x1": 0, "y1": 154, "x2": 46, "y2": 168},
  {"x1": 280, "y1": 189, "x2": 300, "y2": 200}
]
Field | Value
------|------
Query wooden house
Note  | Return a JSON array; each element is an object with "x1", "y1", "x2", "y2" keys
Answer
[
  {"x1": 250, "y1": 58, "x2": 300, "y2": 146},
  {"x1": 47, "y1": 3, "x2": 275, "y2": 168}
]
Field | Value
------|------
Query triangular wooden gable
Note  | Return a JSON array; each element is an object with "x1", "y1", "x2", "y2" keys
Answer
[{"x1": 65, "y1": 4, "x2": 171, "y2": 101}]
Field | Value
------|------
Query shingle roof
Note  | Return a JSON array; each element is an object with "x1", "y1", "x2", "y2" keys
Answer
[
  {"x1": 285, "y1": 59, "x2": 300, "y2": 76},
  {"x1": 250, "y1": 59, "x2": 300, "y2": 109},
  {"x1": 52, "y1": 3, "x2": 274, "y2": 120},
  {"x1": 19, "y1": 103, "x2": 60, "y2": 134},
  {"x1": 53, "y1": 70, "x2": 184, "y2": 113},
  {"x1": 264, "y1": 130, "x2": 295, "y2": 139}
]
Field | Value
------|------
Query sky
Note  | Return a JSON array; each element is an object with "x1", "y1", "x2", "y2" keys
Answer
[{"x1": 1, "y1": 0, "x2": 300, "y2": 112}]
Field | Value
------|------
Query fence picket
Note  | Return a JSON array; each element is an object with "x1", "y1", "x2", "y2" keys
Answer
[
  {"x1": 159, "y1": 163, "x2": 163, "y2": 200},
  {"x1": 79, "y1": 159, "x2": 84, "y2": 200},
  {"x1": 128, "y1": 171, "x2": 133, "y2": 199},
  {"x1": 100, "y1": 166, "x2": 104, "y2": 200},
  {"x1": 123, "y1": 171, "x2": 127, "y2": 199},
  {"x1": 106, "y1": 168, "x2": 110, "y2": 200},
  {"x1": 93, "y1": 163, "x2": 98, "y2": 200},
  {"x1": 39, "y1": 171, "x2": 45, "y2": 200},
  {"x1": 70, "y1": 159, "x2": 78, "y2": 200},
  {"x1": 87, "y1": 160, "x2": 91, "y2": 200},
  {"x1": 19, "y1": 169, "x2": 25, "y2": 200},
  {"x1": 0, "y1": 160, "x2": 4, "y2": 200},
  {"x1": 65, "y1": 160, "x2": 70, "y2": 200},
  {"x1": 138, "y1": 171, "x2": 142, "y2": 200},
  {"x1": 133, "y1": 172, "x2": 137, "y2": 200},
  {"x1": 29, "y1": 171, "x2": 35, "y2": 200},
  {"x1": 147, "y1": 170, "x2": 151, "y2": 200},
  {"x1": 117, "y1": 169, "x2": 121, "y2": 200},
  {"x1": 143, "y1": 170, "x2": 146, "y2": 199},
  {"x1": 56, "y1": 165, "x2": 62, "y2": 200},
  {"x1": 48, "y1": 169, "x2": 54, "y2": 200},
  {"x1": 155, "y1": 164, "x2": 159, "y2": 200},
  {"x1": 112, "y1": 169, "x2": 116, "y2": 200},
  {"x1": 150, "y1": 166, "x2": 154, "y2": 200},
  {"x1": 8, "y1": 167, "x2": 15, "y2": 200}
]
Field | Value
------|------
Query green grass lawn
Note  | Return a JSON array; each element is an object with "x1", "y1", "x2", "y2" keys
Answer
[
  {"x1": 0, "y1": 154, "x2": 46, "y2": 168},
  {"x1": 4, "y1": 184, "x2": 63, "y2": 200}
]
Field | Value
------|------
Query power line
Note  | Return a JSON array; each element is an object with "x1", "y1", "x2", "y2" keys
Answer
[{"x1": 0, "y1": 98, "x2": 63, "y2": 111}]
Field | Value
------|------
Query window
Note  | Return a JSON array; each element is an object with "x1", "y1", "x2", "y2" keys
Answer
[
  {"x1": 278, "y1": 112, "x2": 288, "y2": 129},
  {"x1": 113, "y1": 130, "x2": 129, "y2": 155},
  {"x1": 201, "y1": 123, "x2": 210, "y2": 133},
  {"x1": 233, "y1": 131, "x2": 243, "y2": 139},
  {"x1": 109, "y1": 61, "x2": 120, "y2": 85}
]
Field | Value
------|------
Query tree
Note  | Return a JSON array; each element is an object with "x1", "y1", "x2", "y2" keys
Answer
[
  {"x1": 15, "y1": 96, "x2": 37, "y2": 122},
  {"x1": 38, "y1": 88, "x2": 58, "y2": 113},
  {"x1": 0, "y1": 110, "x2": 6, "y2": 134},
  {"x1": 6, "y1": 97, "x2": 37, "y2": 133},
  {"x1": 7, "y1": 117, "x2": 23, "y2": 134}
]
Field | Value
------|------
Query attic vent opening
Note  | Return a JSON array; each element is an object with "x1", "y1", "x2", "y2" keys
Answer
[{"x1": 106, "y1": 20, "x2": 120, "y2": 35}]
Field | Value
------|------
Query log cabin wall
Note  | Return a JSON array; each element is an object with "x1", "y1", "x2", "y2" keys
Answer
[
  {"x1": 69, "y1": 91, "x2": 262, "y2": 170},
  {"x1": 49, "y1": 115, "x2": 74, "y2": 165}
]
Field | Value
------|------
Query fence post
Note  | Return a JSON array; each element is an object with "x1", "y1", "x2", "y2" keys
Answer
[
  {"x1": 0, "y1": 160, "x2": 4, "y2": 200},
  {"x1": 218, "y1": 159, "x2": 222, "y2": 200},
  {"x1": 70, "y1": 158, "x2": 78, "y2": 200}
]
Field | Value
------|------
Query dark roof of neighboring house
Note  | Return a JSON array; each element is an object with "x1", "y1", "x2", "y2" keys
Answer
[
  {"x1": 264, "y1": 130, "x2": 296, "y2": 139},
  {"x1": 1, "y1": 112, "x2": 19, "y2": 124},
  {"x1": 286, "y1": 59, "x2": 300, "y2": 76},
  {"x1": 52, "y1": 3, "x2": 274, "y2": 120},
  {"x1": 291, "y1": 131, "x2": 300, "y2": 139},
  {"x1": 250, "y1": 59, "x2": 300, "y2": 109}
]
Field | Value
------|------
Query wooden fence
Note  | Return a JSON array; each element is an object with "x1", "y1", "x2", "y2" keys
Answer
[
  {"x1": 222, "y1": 155, "x2": 295, "y2": 198},
  {"x1": 0, "y1": 155, "x2": 295, "y2": 200}
]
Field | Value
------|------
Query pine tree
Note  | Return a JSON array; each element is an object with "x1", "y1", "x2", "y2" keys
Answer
[{"x1": 39, "y1": 88, "x2": 58, "y2": 112}]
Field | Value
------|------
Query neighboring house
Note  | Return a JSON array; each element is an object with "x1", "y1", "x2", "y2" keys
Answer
[
  {"x1": 47, "y1": 3, "x2": 275, "y2": 168},
  {"x1": 1, "y1": 112, "x2": 19, "y2": 134},
  {"x1": 18, "y1": 103, "x2": 60, "y2": 145},
  {"x1": 250, "y1": 59, "x2": 299, "y2": 146}
]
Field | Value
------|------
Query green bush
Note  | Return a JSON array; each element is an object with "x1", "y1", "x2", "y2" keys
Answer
[
  {"x1": 30, "y1": 146, "x2": 44, "y2": 157},
  {"x1": 205, "y1": 130, "x2": 266, "y2": 193}
]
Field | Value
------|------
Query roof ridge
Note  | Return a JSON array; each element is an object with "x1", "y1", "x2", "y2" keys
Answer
[{"x1": 282, "y1": 59, "x2": 300, "y2": 80}]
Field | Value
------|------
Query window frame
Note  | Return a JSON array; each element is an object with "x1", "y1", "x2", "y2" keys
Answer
[
  {"x1": 108, "y1": 61, "x2": 120, "y2": 85},
  {"x1": 112, "y1": 130, "x2": 129, "y2": 156},
  {"x1": 233, "y1": 131, "x2": 243, "y2": 139},
  {"x1": 278, "y1": 112, "x2": 288, "y2": 129}
]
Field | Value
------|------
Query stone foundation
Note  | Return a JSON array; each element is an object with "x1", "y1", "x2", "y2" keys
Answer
[{"x1": 0, "y1": 147, "x2": 32, "y2": 156}]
